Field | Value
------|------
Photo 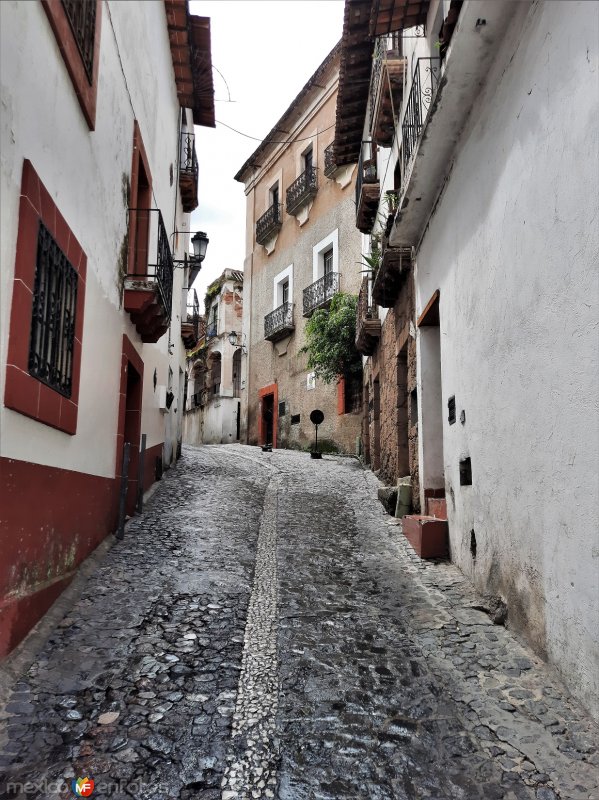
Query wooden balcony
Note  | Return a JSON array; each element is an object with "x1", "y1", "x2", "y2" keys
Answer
[
  {"x1": 356, "y1": 142, "x2": 380, "y2": 233},
  {"x1": 355, "y1": 277, "x2": 381, "y2": 356},
  {"x1": 370, "y1": 39, "x2": 407, "y2": 147},
  {"x1": 371, "y1": 242, "x2": 412, "y2": 307}
]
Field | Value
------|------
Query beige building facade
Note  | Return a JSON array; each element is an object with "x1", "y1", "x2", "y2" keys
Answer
[{"x1": 235, "y1": 45, "x2": 363, "y2": 454}]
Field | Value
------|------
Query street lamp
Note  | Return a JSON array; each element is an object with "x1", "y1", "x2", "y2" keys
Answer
[
  {"x1": 172, "y1": 231, "x2": 209, "y2": 267},
  {"x1": 228, "y1": 330, "x2": 247, "y2": 354},
  {"x1": 191, "y1": 231, "x2": 209, "y2": 263}
]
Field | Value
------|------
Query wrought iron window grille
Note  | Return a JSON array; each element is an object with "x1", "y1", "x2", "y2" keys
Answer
[
  {"x1": 303, "y1": 272, "x2": 340, "y2": 316},
  {"x1": 29, "y1": 221, "x2": 78, "y2": 398},
  {"x1": 61, "y1": 0, "x2": 96, "y2": 84},
  {"x1": 286, "y1": 167, "x2": 318, "y2": 214}
]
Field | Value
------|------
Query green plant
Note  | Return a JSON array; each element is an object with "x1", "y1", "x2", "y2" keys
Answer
[{"x1": 302, "y1": 293, "x2": 362, "y2": 384}]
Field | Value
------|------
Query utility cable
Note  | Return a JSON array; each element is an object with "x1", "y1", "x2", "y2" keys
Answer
[{"x1": 215, "y1": 119, "x2": 336, "y2": 144}]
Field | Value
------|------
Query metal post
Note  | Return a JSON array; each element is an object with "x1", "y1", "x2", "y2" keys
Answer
[
  {"x1": 116, "y1": 442, "x2": 131, "y2": 540},
  {"x1": 136, "y1": 433, "x2": 146, "y2": 514}
]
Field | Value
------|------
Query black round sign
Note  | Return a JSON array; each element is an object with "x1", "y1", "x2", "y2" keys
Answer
[{"x1": 310, "y1": 409, "x2": 324, "y2": 426}]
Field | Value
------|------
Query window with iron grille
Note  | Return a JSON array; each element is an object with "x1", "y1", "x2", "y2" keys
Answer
[
  {"x1": 28, "y1": 222, "x2": 78, "y2": 398},
  {"x1": 61, "y1": 0, "x2": 97, "y2": 84}
]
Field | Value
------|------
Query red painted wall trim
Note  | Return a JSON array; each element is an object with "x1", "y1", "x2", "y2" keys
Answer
[
  {"x1": 0, "y1": 457, "x2": 116, "y2": 657},
  {"x1": 4, "y1": 160, "x2": 86, "y2": 435},
  {"x1": 127, "y1": 121, "x2": 153, "y2": 277},
  {"x1": 41, "y1": 0, "x2": 102, "y2": 130},
  {"x1": 337, "y1": 376, "x2": 345, "y2": 416},
  {"x1": 258, "y1": 383, "x2": 278, "y2": 448}
]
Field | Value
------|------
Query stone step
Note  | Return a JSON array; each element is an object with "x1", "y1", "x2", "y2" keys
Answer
[{"x1": 402, "y1": 515, "x2": 449, "y2": 559}]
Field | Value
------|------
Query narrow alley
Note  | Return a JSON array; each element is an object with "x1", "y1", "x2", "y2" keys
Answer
[{"x1": 1, "y1": 446, "x2": 597, "y2": 800}]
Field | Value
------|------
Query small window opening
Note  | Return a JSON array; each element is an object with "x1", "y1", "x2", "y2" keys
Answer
[
  {"x1": 459, "y1": 457, "x2": 472, "y2": 486},
  {"x1": 470, "y1": 529, "x2": 477, "y2": 560},
  {"x1": 410, "y1": 388, "x2": 418, "y2": 426},
  {"x1": 291, "y1": 414, "x2": 300, "y2": 425},
  {"x1": 448, "y1": 395, "x2": 456, "y2": 425},
  {"x1": 303, "y1": 147, "x2": 313, "y2": 173},
  {"x1": 278, "y1": 401, "x2": 286, "y2": 417}
]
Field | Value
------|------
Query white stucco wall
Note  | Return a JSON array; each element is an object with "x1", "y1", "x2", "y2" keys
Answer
[
  {"x1": 413, "y1": 1, "x2": 599, "y2": 715},
  {"x1": 0, "y1": 0, "x2": 191, "y2": 477}
]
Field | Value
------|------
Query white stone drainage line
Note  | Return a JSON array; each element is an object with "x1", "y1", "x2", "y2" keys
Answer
[{"x1": 222, "y1": 477, "x2": 280, "y2": 800}]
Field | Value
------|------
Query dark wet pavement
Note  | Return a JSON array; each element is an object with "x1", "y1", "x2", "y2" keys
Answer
[{"x1": 1, "y1": 445, "x2": 598, "y2": 800}]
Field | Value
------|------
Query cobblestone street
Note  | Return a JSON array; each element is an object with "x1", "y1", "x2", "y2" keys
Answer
[{"x1": 1, "y1": 445, "x2": 597, "y2": 800}]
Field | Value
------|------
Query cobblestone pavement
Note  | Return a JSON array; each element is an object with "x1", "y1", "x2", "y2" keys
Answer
[{"x1": 1, "y1": 445, "x2": 597, "y2": 800}]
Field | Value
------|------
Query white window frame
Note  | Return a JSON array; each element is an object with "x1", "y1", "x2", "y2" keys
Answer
[
  {"x1": 273, "y1": 264, "x2": 293, "y2": 309},
  {"x1": 312, "y1": 229, "x2": 339, "y2": 283}
]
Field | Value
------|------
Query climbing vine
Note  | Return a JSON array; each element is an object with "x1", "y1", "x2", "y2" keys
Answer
[{"x1": 302, "y1": 293, "x2": 362, "y2": 384}]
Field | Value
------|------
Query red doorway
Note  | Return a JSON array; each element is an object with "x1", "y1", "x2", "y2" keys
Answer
[
  {"x1": 258, "y1": 383, "x2": 278, "y2": 448},
  {"x1": 116, "y1": 336, "x2": 144, "y2": 519}
]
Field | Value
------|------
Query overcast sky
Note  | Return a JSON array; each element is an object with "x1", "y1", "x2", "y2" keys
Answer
[{"x1": 188, "y1": 0, "x2": 345, "y2": 302}]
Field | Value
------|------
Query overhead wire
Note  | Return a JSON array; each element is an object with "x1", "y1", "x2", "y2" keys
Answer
[{"x1": 215, "y1": 119, "x2": 337, "y2": 144}]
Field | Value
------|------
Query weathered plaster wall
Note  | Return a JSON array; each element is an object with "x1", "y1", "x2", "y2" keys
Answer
[
  {"x1": 0, "y1": 0, "x2": 188, "y2": 478},
  {"x1": 414, "y1": 1, "x2": 599, "y2": 716}
]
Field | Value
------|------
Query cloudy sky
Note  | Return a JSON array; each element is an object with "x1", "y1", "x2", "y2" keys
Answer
[{"x1": 188, "y1": 0, "x2": 345, "y2": 301}]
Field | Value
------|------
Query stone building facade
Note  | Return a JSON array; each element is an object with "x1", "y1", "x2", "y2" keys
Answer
[
  {"x1": 335, "y1": 0, "x2": 599, "y2": 720},
  {"x1": 0, "y1": 0, "x2": 214, "y2": 656},
  {"x1": 184, "y1": 269, "x2": 244, "y2": 444},
  {"x1": 234, "y1": 45, "x2": 363, "y2": 454}
]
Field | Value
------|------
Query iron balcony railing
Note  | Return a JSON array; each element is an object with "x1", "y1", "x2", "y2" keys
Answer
[
  {"x1": 286, "y1": 167, "x2": 318, "y2": 215},
  {"x1": 180, "y1": 131, "x2": 198, "y2": 182},
  {"x1": 264, "y1": 302, "x2": 294, "y2": 341},
  {"x1": 256, "y1": 202, "x2": 283, "y2": 245},
  {"x1": 358, "y1": 276, "x2": 378, "y2": 322},
  {"x1": 324, "y1": 143, "x2": 337, "y2": 178},
  {"x1": 402, "y1": 57, "x2": 441, "y2": 174},
  {"x1": 303, "y1": 271, "x2": 340, "y2": 316},
  {"x1": 127, "y1": 208, "x2": 174, "y2": 320},
  {"x1": 206, "y1": 320, "x2": 218, "y2": 339},
  {"x1": 183, "y1": 288, "x2": 200, "y2": 342}
]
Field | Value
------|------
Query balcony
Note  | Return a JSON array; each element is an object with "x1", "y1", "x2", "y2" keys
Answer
[
  {"x1": 389, "y1": 2, "x2": 514, "y2": 249},
  {"x1": 401, "y1": 58, "x2": 441, "y2": 175},
  {"x1": 355, "y1": 277, "x2": 381, "y2": 356},
  {"x1": 369, "y1": 37, "x2": 407, "y2": 147},
  {"x1": 206, "y1": 320, "x2": 218, "y2": 339},
  {"x1": 286, "y1": 167, "x2": 318, "y2": 215},
  {"x1": 179, "y1": 131, "x2": 199, "y2": 212},
  {"x1": 303, "y1": 272, "x2": 340, "y2": 317},
  {"x1": 256, "y1": 202, "x2": 282, "y2": 245},
  {"x1": 181, "y1": 288, "x2": 200, "y2": 348},
  {"x1": 355, "y1": 141, "x2": 380, "y2": 233},
  {"x1": 264, "y1": 302, "x2": 294, "y2": 342},
  {"x1": 324, "y1": 143, "x2": 338, "y2": 178},
  {"x1": 371, "y1": 241, "x2": 412, "y2": 307},
  {"x1": 124, "y1": 208, "x2": 174, "y2": 343}
]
